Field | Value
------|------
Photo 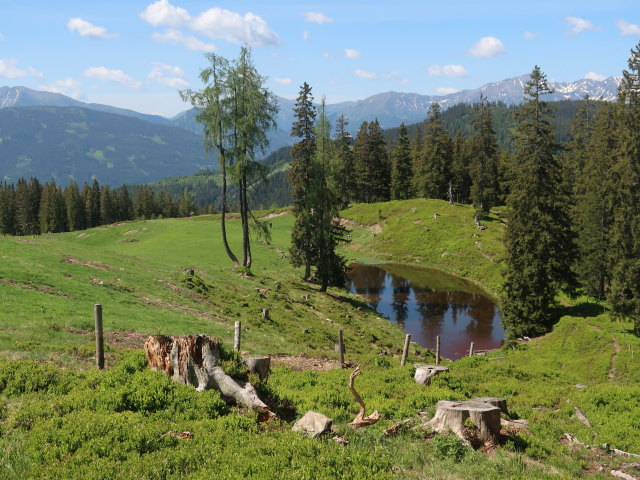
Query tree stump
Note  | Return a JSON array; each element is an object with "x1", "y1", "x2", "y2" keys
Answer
[
  {"x1": 470, "y1": 397, "x2": 508, "y2": 415},
  {"x1": 144, "y1": 335, "x2": 274, "y2": 417},
  {"x1": 244, "y1": 356, "x2": 271, "y2": 381},
  {"x1": 428, "y1": 400, "x2": 501, "y2": 447},
  {"x1": 414, "y1": 364, "x2": 449, "y2": 385}
]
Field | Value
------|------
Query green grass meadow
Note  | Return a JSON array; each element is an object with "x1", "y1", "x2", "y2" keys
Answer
[{"x1": 1, "y1": 199, "x2": 638, "y2": 479}]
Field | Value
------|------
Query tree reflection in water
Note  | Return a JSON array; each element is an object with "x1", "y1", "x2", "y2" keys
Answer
[{"x1": 345, "y1": 264, "x2": 503, "y2": 360}]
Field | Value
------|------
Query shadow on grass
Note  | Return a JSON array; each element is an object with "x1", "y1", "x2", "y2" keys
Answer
[{"x1": 554, "y1": 301, "x2": 607, "y2": 319}]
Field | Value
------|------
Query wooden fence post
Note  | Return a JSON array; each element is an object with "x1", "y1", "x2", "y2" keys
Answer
[
  {"x1": 338, "y1": 329, "x2": 345, "y2": 367},
  {"x1": 469, "y1": 342, "x2": 475, "y2": 357},
  {"x1": 234, "y1": 321, "x2": 241, "y2": 352},
  {"x1": 401, "y1": 334, "x2": 411, "y2": 366},
  {"x1": 94, "y1": 304, "x2": 104, "y2": 370},
  {"x1": 435, "y1": 336, "x2": 441, "y2": 365}
]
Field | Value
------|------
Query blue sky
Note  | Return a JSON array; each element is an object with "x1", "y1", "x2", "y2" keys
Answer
[{"x1": 1, "y1": 0, "x2": 639, "y2": 117}]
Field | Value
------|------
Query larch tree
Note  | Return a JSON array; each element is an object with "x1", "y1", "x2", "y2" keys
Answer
[
  {"x1": 501, "y1": 66, "x2": 577, "y2": 339},
  {"x1": 288, "y1": 82, "x2": 316, "y2": 279},
  {"x1": 181, "y1": 46, "x2": 277, "y2": 269},
  {"x1": 609, "y1": 42, "x2": 640, "y2": 334}
]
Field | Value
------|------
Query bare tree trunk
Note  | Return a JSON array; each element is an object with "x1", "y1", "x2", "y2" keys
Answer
[
  {"x1": 220, "y1": 153, "x2": 239, "y2": 265},
  {"x1": 144, "y1": 335, "x2": 274, "y2": 418}
]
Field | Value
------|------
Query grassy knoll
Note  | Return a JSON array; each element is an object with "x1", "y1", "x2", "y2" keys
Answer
[
  {"x1": 341, "y1": 198, "x2": 505, "y2": 296},
  {"x1": 1, "y1": 207, "x2": 639, "y2": 479}
]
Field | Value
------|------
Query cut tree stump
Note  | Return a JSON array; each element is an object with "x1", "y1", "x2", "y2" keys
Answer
[
  {"x1": 428, "y1": 400, "x2": 501, "y2": 447},
  {"x1": 471, "y1": 397, "x2": 508, "y2": 415},
  {"x1": 145, "y1": 335, "x2": 274, "y2": 418},
  {"x1": 244, "y1": 356, "x2": 271, "y2": 381},
  {"x1": 414, "y1": 364, "x2": 449, "y2": 385}
]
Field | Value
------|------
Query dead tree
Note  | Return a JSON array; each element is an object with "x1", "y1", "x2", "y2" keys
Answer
[
  {"x1": 347, "y1": 366, "x2": 380, "y2": 428},
  {"x1": 145, "y1": 335, "x2": 274, "y2": 418}
]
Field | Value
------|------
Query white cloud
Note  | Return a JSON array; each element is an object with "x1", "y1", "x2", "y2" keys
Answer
[
  {"x1": 140, "y1": 0, "x2": 191, "y2": 27},
  {"x1": 322, "y1": 50, "x2": 333, "y2": 59},
  {"x1": 584, "y1": 72, "x2": 606, "y2": 81},
  {"x1": 427, "y1": 64, "x2": 468, "y2": 77},
  {"x1": 353, "y1": 69, "x2": 377, "y2": 79},
  {"x1": 436, "y1": 87, "x2": 458, "y2": 95},
  {"x1": 84, "y1": 66, "x2": 141, "y2": 89},
  {"x1": 0, "y1": 58, "x2": 41, "y2": 79},
  {"x1": 344, "y1": 48, "x2": 361, "y2": 59},
  {"x1": 301, "y1": 12, "x2": 333, "y2": 24},
  {"x1": 467, "y1": 36, "x2": 506, "y2": 58},
  {"x1": 274, "y1": 77, "x2": 291, "y2": 85},
  {"x1": 353, "y1": 69, "x2": 404, "y2": 81},
  {"x1": 302, "y1": 30, "x2": 310, "y2": 41},
  {"x1": 0, "y1": 58, "x2": 27, "y2": 78},
  {"x1": 148, "y1": 62, "x2": 188, "y2": 88},
  {"x1": 566, "y1": 16, "x2": 601, "y2": 35},
  {"x1": 192, "y1": 8, "x2": 279, "y2": 46},
  {"x1": 39, "y1": 78, "x2": 82, "y2": 97},
  {"x1": 523, "y1": 31, "x2": 538, "y2": 39},
  {"x1": 67, "y1": 18, "x2": 118, "y2": 39},
  {"x1": 152, "y1": 29, "x2": 214, "y2": 51},
  {"x1": 141, "y1": 1, "x2": 280, "y2": 47},
  {"x1": 615, "y1": 19, "x2": 640, "y2": 37}
]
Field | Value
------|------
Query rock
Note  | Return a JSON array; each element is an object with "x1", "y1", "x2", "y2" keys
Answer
[
  {"x1": 575, "y1": 384, "x2": 588, "y2": 389},
  {"x1": 414, "y1": 364, "x2": 449, "y2": 385},
  {"x1": 292, "y1": 411, "x2": 333, "y2": 438}
]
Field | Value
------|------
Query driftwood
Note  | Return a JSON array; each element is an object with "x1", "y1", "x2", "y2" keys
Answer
[
  {"x1": 145, "y1": 335, "x2": 274, "y2": 418},
  {"x1": 348, "y1": 366, "x2": 380, "y2": 428},
  {"x1": 428, "y1": 400, "x2": 501, "y2": 447},
  {"x1": 244, "y1": 356, "x2": 271, "y2": 381},
  {"x1": 574, "y1": 406, "x2": 593, "y2": 429},
  {"x1": 414, "y1": 364, "x2": 449, "y2": 385}
]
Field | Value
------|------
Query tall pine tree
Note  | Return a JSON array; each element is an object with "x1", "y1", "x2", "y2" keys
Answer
[
  {"x1": 390, "y1": 123, "x2": 412, "y2": 200},
  {"x1": 609, "y1": 42, "x2": 640, "y2": 334},
  {"x1": 288, "y1": 82, "x2": 316, "y2": 279},
  {"x1": 502, "y1": 66, "x2": 577, "y2": 338},
  {"x1": 469, "y1": 96, "x2": 500, "y2": 215}
]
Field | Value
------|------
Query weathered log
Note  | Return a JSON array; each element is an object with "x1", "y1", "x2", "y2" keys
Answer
[
  {"x1": 348, "y1": 366, "x2": 380, "y2": 428},
  {"x1": 144, "y1": 335, "x2": 274, "y2": 417},
  {"x1": 574, "y1": 406, "x2": 593, "y2": 428},
  {"x1": 428, "y1": 400, "x2": 501, "y2": 447},
  {"x1": 414, "y1": 364, "x2": 449, "y2": 385},
  {"x1": 244, "y1": 356, "x2": 271, "y2": 381},
  {"x1": 471, "y1": 397, "x2": 508, "y2": 415}
]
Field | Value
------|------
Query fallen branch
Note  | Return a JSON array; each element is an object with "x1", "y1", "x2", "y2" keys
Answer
[
  {"x1": 384, "y1": 418, "x2": 412, "y2": 436},
  {"x1": 162, "y1": 431, "x2": 193, "y2": 439},
  {"x1": 348, "y1": 366, "x2": 380, "y2": 429}
]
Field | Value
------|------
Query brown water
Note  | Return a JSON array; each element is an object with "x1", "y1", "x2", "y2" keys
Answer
[{"x1": 346, "y1": 263, "x2": 504, "y2": 360}]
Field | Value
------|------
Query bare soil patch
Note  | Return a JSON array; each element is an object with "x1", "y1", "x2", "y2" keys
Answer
[
  {"x1": 339, "y1": 218, "x2": 383, "y2": 234},
  {"x1": 262, "y1": 210, "x2": 291, "y2": 219},
  {"x1": 272, "y1": 355, "x2": 342, "y2": 372},
  {"x1": 13, "y1": 238, "x2": 44, "y2": 245},
  {"x1": 0, "y1": 278, "x2": 73, "y2": 298},
  {"x1": 61, "y1": 255, "x2": 112, "y2": 271}
]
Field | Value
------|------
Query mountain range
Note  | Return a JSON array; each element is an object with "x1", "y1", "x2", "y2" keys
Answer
[{"x1": 0, "y1": 75, "x2": 622, "y2": 186}]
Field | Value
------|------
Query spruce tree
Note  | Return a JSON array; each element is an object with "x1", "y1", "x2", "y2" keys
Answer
[
  {"x1": 333, "y1": 114, "x2": 355, "y2": 207},
  {"x1": 0, "y1": 183, "x2": 17, "y2": 235},
  {"x1": 353, "y1": 120, "x2": 389, "y2": 203},
  {"x1": 353, "y1": 121, "x2": 370, "y2": 203},
  {"x1": 15, "y1": 178, "x2": 41, "y2": 235},
  {"x1": 573, "y1": 103, "x2": 616, "y2": 298},
  {"x1": 288, "y1": 82, "x2": 316, "y2": 279},
  {"x1": 609, "y1": 42, "x2": 640, "y2": 334},
  {"x1": 309, "y1": 99, "x2": 348, "y2": 291},
  {"x1": 450, "y1": 130, "x2": 471, "y2": 204},
  {"x1": 469, "y1": 96, "x2": 500, "y2": 215},
  {"x1": 64, "y1": 181, "x2": 86, "y2": 231},
  {"x1": 412, "y1": 103, "x2": 452, "y2": 199},
  {"x1": 391, "y1": 123, "x2": 412, "y2": 200},
  {"x1": 502, "y1": 66, "x2": 577, "y2": 338}
]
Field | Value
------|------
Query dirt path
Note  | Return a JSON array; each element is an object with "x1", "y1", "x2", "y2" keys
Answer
[{"x1": 588, "y1": 324, "x2": 621, "y2": 380}]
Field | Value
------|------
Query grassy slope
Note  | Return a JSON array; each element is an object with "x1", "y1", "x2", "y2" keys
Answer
[
  {"x1": 341, "y1": 198, "x2": 505, "y2": 297},
  {"x1": 1, "y1": 203, "x2": 638, "y2": 479}
]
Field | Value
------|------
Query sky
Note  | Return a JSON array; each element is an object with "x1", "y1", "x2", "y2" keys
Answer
[{"x1": 1, "y1": 0, "x2": 639, "y2": 117}]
